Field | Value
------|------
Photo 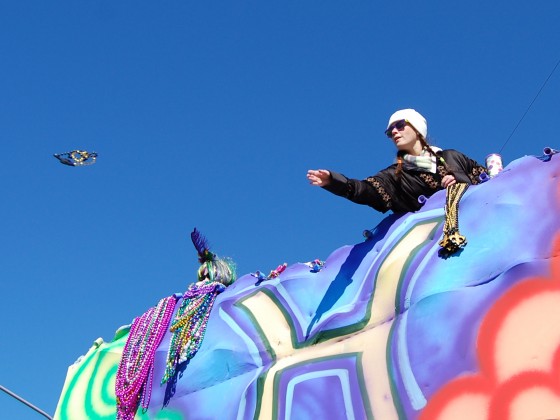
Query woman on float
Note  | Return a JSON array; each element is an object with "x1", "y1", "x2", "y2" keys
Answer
[{"x1": 307, "y1": 108, "x2": 487, "y2": 214}]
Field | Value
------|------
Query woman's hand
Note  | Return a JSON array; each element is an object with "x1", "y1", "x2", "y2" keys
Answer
[
  {"x1": 441, "y1": 174, "x2": 457, "y2": 188},
  {"x1": 307, "y1": 169, "x2": 332, "y2": 187}
]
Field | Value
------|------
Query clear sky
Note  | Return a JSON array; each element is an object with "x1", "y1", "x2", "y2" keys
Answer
[{"x1": 1, "y1": 1, "x2": 559, "y2": 418}]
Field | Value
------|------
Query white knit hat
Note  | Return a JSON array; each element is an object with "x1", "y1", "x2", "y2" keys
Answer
[{"x1": 386, "y1": 109, "x2": 428, "y2": 139}]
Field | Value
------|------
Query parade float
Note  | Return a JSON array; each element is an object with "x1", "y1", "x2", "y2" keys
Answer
[{"x1": 55, "y1": 149, "x2": 560, "y2": 419}]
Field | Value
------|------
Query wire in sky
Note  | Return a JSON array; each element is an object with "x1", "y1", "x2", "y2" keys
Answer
[
  {"x1": 499, "y1": 57, "x2": 560, "y2": 154},
  {"x1": 0, "y1": 385, "x2": 53, "y2": 420}
]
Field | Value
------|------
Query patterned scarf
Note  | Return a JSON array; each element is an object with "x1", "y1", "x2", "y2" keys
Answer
[{"x1": 401, "y1": 146, "x2": 442, "y2": 174}]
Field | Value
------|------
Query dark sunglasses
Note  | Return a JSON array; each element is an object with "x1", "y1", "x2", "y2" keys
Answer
[{"x1": 385, "y1": 119, "x2": 408, "y2": 138}]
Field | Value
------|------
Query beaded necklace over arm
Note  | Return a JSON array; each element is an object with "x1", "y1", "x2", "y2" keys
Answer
[
  {"x1": 161, "y1": 279, "x2": 225, "y2": 384},
  {"x1": 114, "y1": 228, "x2": 237, "y2": 419}
]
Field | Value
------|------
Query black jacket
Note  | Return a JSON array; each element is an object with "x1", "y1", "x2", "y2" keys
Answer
[{"x1": 323, "y1": 149, "x2": 487, "y2": 213}]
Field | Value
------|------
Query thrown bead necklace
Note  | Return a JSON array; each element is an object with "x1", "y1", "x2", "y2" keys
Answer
[
  {"x1": 115, "y1": 295, "x2": 177, "y2": 420},
  {"x1": 161, "y1": 279, "x2": 225, "y2": 384}
]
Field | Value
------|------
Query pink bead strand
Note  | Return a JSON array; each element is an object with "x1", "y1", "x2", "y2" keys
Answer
[{"x1": 115, "y1": 295, "x2": 177, "y2": 420}]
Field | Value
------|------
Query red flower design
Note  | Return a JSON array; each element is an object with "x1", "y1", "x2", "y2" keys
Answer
[{"x1": 421, "y1": 236, "x2": 560, "y2": 420}]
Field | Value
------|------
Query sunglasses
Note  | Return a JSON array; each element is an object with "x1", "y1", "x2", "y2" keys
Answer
[{"x1": 385, "y1": 119, "x2": 408, "y2": 138}]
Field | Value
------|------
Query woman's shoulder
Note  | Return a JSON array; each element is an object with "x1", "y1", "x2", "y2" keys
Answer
[
  {"x1": 440, "y1": 149, "x2": 471, "y2": 160},
  {"x1": 440, "y1": 148, "x2": 461, "y2": 155},
  {"x1": 440, "y1": 149, "x2": 486, "y2": 174}
]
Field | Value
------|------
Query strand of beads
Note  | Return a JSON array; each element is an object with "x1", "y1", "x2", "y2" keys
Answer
[
  {"x1": 161, "y1": 280, "x2": 225, "y2": 384},
  {"x1": 115, "y1": 295, "x2": 177, "y2": 420}
]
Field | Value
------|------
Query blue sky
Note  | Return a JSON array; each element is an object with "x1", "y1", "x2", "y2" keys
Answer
[{"x1": 1, "y1": 1, "x2": 559, "y2": 418}]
